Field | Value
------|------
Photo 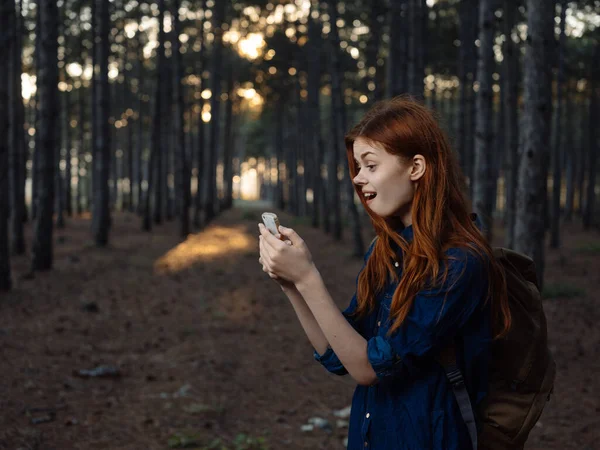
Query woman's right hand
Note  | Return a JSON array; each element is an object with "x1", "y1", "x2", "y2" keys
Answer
[{"x1": 259, "y1": 238, "x2": 298, "y2": 292}]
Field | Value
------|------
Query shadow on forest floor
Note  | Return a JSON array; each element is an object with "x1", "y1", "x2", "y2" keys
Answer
[{"x1": 1, "y1": 207, "x2": 599, "y2": 449}]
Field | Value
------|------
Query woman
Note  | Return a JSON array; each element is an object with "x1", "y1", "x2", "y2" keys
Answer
[{"x1": 258, "y1": 96, "x2": 510, "y2": 450}]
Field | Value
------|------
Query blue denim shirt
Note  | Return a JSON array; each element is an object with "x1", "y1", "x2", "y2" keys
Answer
[{"x1": 314, "y1": 222, "x2": 491, "y2": 450}]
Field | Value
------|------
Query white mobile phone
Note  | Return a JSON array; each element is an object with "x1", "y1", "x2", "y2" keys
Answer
[{"x1": 261, "y1": 212, "x2": 281, "y2": 237}]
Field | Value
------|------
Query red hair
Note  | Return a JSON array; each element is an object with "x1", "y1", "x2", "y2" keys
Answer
[{"x1": 345, "y1": 96, "x2": 511, "y2": 339}]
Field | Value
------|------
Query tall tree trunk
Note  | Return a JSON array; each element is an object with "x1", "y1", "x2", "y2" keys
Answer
[
  {"x1": 152, "y1": 0, "x2": 166, "y2": 224},
  {"x1": 163, "y1": 33, "x2": 173, "y2": 222},
  {"x1": 514, "y1": 0, "x2": 554, "y2": 289},
  {"x1": 32, "y1": 7, "x2": 42, "y2": 221},
  {"x1": 456, "y1": 0, "x2": 478, "y2": 181},
  {"x1": 550, "y1": 0, "x2": 567, "y2": 248},
  {"x1": 203, "y1": 0, "x2": 227, "y2": 224},
  {"x1": 386, "y1": 0, "x2": 406, "y2": 99},
  {"x1": 327, "y1": 0, "x2": 364, "y2": 255},
  {"x1": 307, "y1": 5, "x2": 323, "y2": 227},
  {"x1": 92, "y1": 0, "x2": 111, "y2": 246},
  {"x1": 221, "y1": 61, "x2": 235, "y2": 211},
  {"x1": 55, "y1": 1, "x2": 68, "y2": 230},
  {"x1": 365, "y1": 0, "x2": 384, "y2": 102},
  {"x1": 173, "y1": 0, "x2": 190, "y2": 237},
  {"x1": 192, "y1": 0, "x2": 207, "y2": 227},
  {"x1": 144, "y1": 1, "x2": 165, "y2": 230},
  {"x1": 473, "y1": 0, "x2": 495, "y2": 240},
  {"x1": 9, "y1": 0, "x2": 26, "y2": 255},
  {"x1": 32, "y1": 0, "x2": 59, "y2": 271},
  {"x1": 135, "y1": 7, "x2": 145, "y2": 214},
  {"x1": 275, "y1": 97, "x2": 286, "y2": 211},
  {"x1": 0, "y1": 0, "x2": 13, "y2": 290},
  {"x1": 503, "y1": 0, "x2": 519, "y2": 248},
  {"x1": 564, "y1": 82, "x2": 576, "y2": 221},
  {"x1": 583, "y1": 42, "x2": 599, "y2": 229}
]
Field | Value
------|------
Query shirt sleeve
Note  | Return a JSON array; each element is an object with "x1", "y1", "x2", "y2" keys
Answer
[
  {"x1": 366, "y1": 249, "x2": 489, "y2": 381},
  {"x1": 313, "y1": 239, "x2": 377, "y2": 376}
]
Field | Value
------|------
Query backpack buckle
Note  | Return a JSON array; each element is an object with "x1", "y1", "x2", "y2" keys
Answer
[{"x1": 446, "y1": 369, "x2": 465, "y2": 388}]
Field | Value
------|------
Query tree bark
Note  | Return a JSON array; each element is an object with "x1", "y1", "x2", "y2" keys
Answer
[
  {"x1": 172, "y1": 0, "x2": 190, "y2": 237},
  {"x1": 152, "y1": 0, "x2": 166, "y2": 225},
  {"x1": 583, "y1": 41, "x2": 599, "y2": 229},
  {"x1": 502, "y1": 0, "x2": 519, "y2": 248},
  {"x1": 203, "y1": 0, "x2": 227, "y2": 224},
  {"x1": 0, "y1": 0, "x2": 13, "y2": 290},
  {"x1": 192, "y1": 0, "x2": 207, "y2": 228},
  {"x1": 473, "y1": 0, "x2": 496, "y2": 241},
  {"x1": 514, "y1": 0, "x2": 554, "y2": 289},
  {"x1": 327, "y1": 0, "x2": 364, "y2": 255},
  {"x1": 550, "y1": 0, "x2": 567, "y2": 248},
  {"x1": 9, "y1": 0, "x2": 26, "y2": 255},
  {"x1": 32, "y1": 0, "x2": 59, "y2": 271},
  {"x1": 92, "y1": 0, "x2": 111, "y2": 246}
]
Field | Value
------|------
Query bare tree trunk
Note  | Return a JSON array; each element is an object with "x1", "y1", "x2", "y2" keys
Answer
[
  {"x1": 327, "y1": 0, "x2": 364, "y2": 255},
  {"x1": 221, "y1": 60, "x2": 235, "y2": 211},
  {"x1": 144, "y1": 1, "x2": 165, "y2": 231},
  {"x1": 151, "y1": 0, "x2": 166, "y2": 224},
  {"x1": 503, "y1": 0, "x2": 519, "y2": 248},
  {"x1": 457, "y1": 0, "x2": 479, "y2": 185},
  {"x1": 473, "y1": 0, "x2": 495, "y2": 240},
  {"x1": 32, "y1": 0, "x2": 59, "y2": 271},
  {"x1": 583, "y1": 42, "x2": 599, "y2": 229},
  {"x1": 307, "y1": 5, "x2": 323, "y2": 227},
  {"x1": 9, "y1": 0, "x2": 26, "y2": 255},
  {"x1": 192, "y1": 0, "x2": 207, "y2": 228},
  {"x1": 365, "y1": 0, "x2": 384, "y2": 102},
  {"x1": 135, "y1": 6, "x2": 145, "y2": 214},
  {"x1": 172, "y1": 0, "x2": 189, "y2": 237},
  {"x1": 92, "y1": 0, "x2": 111, "y2": 246},
  {"x1": 386, "y1": 0, "x2": 406, "y2": 99},
  {"x1": 514, "y1": 0, "x2": 554, "y2": 289},
  {"x1": 275, "y1": 97, "x2": 286, "y2": 211},
  {"x1": 204, "y1": 0, "x2": 227, "y2": 225},
  {"x1": 564, "y1": 82, "x2": 576, "y2": 222},
  {"x1": 0, "y1": 0, "x2": 13, "y2": 290},
  {"x1": 550, "y1": 0, "x2": 567, "y2": 248}
]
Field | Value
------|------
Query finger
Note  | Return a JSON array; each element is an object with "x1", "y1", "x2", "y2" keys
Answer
[
  {"x1": 259, "y1": 223, "x2": 285, "y2": 250},
  {"x1": 277, "y1": 226, "x2": 304, "y2": 246},
  {"x1": 259, "y1": 236, "x2": 273, "y2": 261}
]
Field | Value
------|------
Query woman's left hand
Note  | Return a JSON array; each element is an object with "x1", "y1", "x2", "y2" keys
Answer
[{"x1": 258, "y1": 223, "x2": 315, "y2": 285}]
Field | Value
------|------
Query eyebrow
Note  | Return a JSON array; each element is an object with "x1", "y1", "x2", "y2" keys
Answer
[{"x1": 354, "y1": 151, "x2": 376, "y2": 162}]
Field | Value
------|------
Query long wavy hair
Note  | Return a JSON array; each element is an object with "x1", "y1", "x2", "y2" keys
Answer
[{"x1": 345, "y1": 96, "x2": 511, "y2": 339}]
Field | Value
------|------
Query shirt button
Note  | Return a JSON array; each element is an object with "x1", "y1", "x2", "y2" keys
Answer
[
  {"x1": 394, "y1": 261, "x2": 399, "y2": 267},
  {"x1": 364, "y1": 442, "x2": 368, "y2": 447},
  {"x1": 377, "y1": 321, "x2": 381, "y2": 326},
  {"x1": 366, "y1": 412, "x2": 370, "y2": 418}
]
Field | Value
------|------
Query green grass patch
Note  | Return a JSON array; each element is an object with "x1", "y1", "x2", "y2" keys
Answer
[
  {"x1": 574, "y1": 241, "x2": 600, "y2": 255},
  {"x1": 167, "y1": 433, "x2": 268, "y2": 450},
  {"x1": 241, "y1": 210, "x2": 260, "y2": 222},
  {"x1": 542, "y1": 283, "x2": 586, "y2": 299}
]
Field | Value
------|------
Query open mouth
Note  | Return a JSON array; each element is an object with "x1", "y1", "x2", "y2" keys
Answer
[{"x1": 363, "y1": 192, "x2": 377, "y2": 203}]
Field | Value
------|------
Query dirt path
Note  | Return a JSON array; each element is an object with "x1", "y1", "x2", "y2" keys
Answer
[{"x1": 1, "y1": 208, "x2": 598, "y2": 449}]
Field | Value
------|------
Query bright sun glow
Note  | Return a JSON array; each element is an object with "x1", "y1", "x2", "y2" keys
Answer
[
  {"x1": 237, "y1": 33, "x2": 266, "y2": 60},
  {"x1": 154, "y1": 225, "x2": 254, "y2": 273}
]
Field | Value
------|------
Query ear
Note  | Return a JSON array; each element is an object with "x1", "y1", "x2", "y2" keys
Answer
[{"x1": 409, "y1": 154, "x2": 426, "y2": 181}]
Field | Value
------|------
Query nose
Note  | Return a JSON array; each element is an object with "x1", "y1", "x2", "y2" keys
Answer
[{"x1": 353, "y1": 170, "x2": 366, "y2": 186}]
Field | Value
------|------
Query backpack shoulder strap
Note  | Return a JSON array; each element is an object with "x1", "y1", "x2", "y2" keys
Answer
[{"x1": 438, "y1": 344, "x2": 478, "y2": 450}]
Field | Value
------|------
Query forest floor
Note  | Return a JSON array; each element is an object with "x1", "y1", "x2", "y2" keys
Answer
[{"x1": 1, "y1": 204, "x2": 599, "y2": 450}]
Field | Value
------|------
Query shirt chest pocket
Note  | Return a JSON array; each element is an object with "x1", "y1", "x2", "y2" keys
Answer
[{"x1": 375, "y1": 292, "x2": 394, "y2": 336}]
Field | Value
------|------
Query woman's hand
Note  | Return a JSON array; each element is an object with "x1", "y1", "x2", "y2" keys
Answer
[
  {"x1": 258, "y1": 240, "x2": 296, "y2": 290},
  {"x1": 258, "y1": 223, "x2": 316, "y2": 285}
]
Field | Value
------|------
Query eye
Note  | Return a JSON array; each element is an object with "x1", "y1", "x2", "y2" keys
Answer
[{"x1": 366, "y1": 164, "x2": 376, "y2": 171}]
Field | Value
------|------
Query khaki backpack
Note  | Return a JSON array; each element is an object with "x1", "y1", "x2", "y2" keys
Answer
[{"x1": 438, "y1": 247, "x2": 556, "y2": 450}]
